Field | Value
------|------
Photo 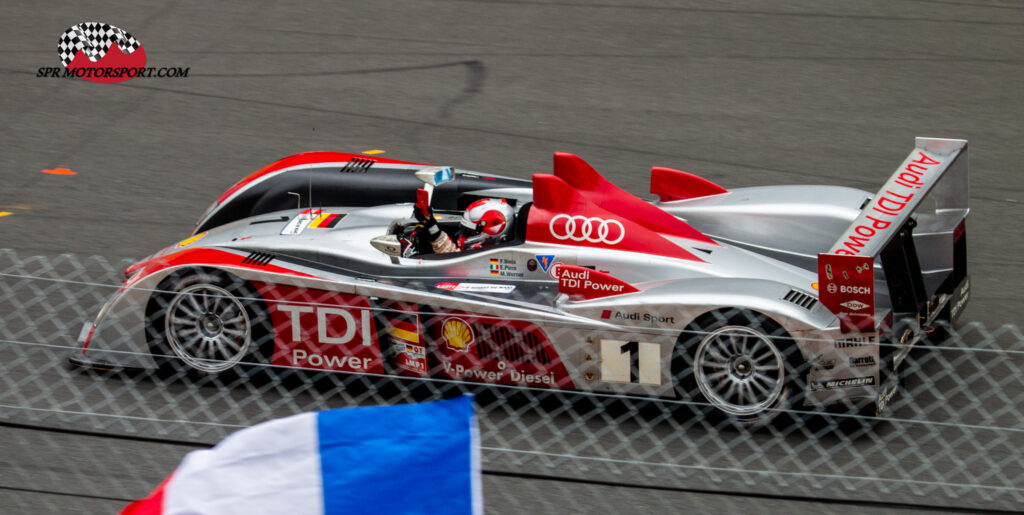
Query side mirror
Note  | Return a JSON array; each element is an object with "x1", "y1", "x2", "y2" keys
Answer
[
  {"x1": 370, "y1": 234, "x2": 402, "y2": 257},
  {"x1": 415, "y1": 166, "x2": 454, "y2": 186}
]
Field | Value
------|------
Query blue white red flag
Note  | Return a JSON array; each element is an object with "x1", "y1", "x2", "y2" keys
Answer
[{"x1": 122, "y1": 396, "x2": 481, "y2": 514}]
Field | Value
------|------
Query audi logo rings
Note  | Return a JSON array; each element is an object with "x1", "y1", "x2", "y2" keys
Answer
[{"x1": 549, "y1": 214, "x2": 625, "y2": 244}]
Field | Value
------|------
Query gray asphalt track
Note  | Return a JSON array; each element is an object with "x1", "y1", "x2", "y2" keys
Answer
[{"x1": 1, "y1": 0, "x2": 1022, "y2": 513}]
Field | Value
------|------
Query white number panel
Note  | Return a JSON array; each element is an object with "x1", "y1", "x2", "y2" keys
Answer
[{"x1": 600, "y1": 339, "x2": 661, "y2": 386}]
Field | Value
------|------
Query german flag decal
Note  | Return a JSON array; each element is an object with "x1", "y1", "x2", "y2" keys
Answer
[{"x1": 309, "y1": 212, "x2": 344, "y2": 229}]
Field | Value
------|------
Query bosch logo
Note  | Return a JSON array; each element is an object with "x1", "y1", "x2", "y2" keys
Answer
[
  {"x1": 840, "y1": 285, "x2": 871, "y2": 295},
  {"x1": 827, "y1": 283, "x2": 838, "y2": 294},
  {"x1": 549, "y1": 214, "x2": 625, "y2": 245}
]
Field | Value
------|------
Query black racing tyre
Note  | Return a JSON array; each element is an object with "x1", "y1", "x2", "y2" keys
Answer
[
  {"x1": 145, "y1": 269, "x2": 274, "y2": 379},
  {"x1": 672, "y1": 309, "x2": 806, "y2": 428}
]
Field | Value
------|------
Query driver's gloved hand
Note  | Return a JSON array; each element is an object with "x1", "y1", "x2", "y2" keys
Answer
[
  {"x1": 414, "y1": 189, "x2": 442, "y2": 239},
  {"x1": 413, "y1": 188, "x2": 458, "y2": 253},
  {"x1": 413, "y1": 188, "x2": 436, "y2": 225}
]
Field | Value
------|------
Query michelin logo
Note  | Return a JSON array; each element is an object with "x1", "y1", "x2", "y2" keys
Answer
[{"x1": 811, "y1": 376, "x2": 875, "y2": 391}]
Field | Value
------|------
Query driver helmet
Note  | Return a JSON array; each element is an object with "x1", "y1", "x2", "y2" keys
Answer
[{"x1": 461, "y1": 198, "x2": 515, "y2": 248}]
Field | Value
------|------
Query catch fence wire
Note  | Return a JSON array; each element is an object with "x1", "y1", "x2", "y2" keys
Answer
[{"x1": 0, "y1": 249, "x2": 1021, "y2": 512}]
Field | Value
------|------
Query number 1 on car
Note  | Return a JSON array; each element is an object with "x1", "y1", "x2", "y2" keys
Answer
[{"x1": 600, "y1": 339, "x2": 661, "y2": 385}]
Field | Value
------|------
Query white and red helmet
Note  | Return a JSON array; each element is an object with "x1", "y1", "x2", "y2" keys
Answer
[{"x1": 461, "y1": 198, "x2": 515, "y2": 248}]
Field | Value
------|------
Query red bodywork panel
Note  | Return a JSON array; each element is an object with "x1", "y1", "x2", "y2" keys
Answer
[
  {"x1": 552, "y1": 153, "x2": 717, "y2": 246},
  {"x1": 388, "y1": 317, "x2": 428, "y2": 377},
  {"x1": 217, "y1": 152, "x2": 428, "y2": 204},
  {"x1": 817, "y1": 253, "x2": 876, "y2": 333},
  {"x1": 125, "y1": 250, "x2": 578, "y2": 387},
  {"x1": 256, "y1": 283, "x2": 385, "y2": 374},
  {"x1": 431, "y1": 311, "x2": 574, "y2": 389},
  {"x1": 650, "y1": 166, "x2": 729, "y2": 202},
  {"x1": 377, "y1": 300, "x2": 429, "y2": 377},
  {"x1": 552, "y1": 264, "x2": 639, "y2": 300},
  {"x1": 527, "y1": 173, "x2": 705, "y2": 261}
]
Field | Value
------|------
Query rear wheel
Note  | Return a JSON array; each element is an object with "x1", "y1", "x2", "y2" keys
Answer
[
  {"x1": 673, "y1": 310, "x2": 804, "y2": 428},
  {"x1": 146, "y1": 269, "x2": 272, "y2": 378}
]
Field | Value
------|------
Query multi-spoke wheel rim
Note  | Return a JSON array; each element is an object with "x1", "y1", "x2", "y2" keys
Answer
[
  {"x1": 165, "y1": 284, "x2": 251, "y2": 373},
  {"x1": 694, "y1": 325, "x2": 785, "y2": 417}
]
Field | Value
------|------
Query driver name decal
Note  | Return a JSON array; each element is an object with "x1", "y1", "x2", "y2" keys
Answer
[{"x1": 487, "y1": 257, "x2": 523, "y2": 278}]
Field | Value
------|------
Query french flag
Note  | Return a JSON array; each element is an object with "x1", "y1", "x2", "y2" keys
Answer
[{"x1": 122, "y1": 396, "x2": 481, "y2": 514}]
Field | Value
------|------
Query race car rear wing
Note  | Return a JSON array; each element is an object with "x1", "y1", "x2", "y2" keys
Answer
[
  {"x1": 818, "y1": 137, "x2": 969, "y2": 333},
  {"x1": 827, "y1": 138, "x2": 967, "y2": 258}
]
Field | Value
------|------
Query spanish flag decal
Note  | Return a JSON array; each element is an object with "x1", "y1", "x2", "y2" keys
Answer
[{"x1": 309, "y1": 213, "x2": 344, "y2": 229}]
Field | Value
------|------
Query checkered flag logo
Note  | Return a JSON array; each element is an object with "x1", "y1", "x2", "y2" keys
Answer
[{"x1": 58, "y1": 22, "x2": 142, "y2": 67}]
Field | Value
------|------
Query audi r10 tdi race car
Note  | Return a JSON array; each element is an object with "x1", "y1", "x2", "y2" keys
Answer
[{"x1": 72, "y1": 137, "x2": 970, "y2": 425}]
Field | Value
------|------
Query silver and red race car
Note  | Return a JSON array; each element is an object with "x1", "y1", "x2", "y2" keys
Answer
[{"x1": 73, "y1": 137, "x2": 970, "y2": 424}]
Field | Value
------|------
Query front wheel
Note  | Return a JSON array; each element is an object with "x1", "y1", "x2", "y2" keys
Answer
[
  {"x1": 146, "y1": 269, "x2": 272, "y2": 378},
  {"x1": 673, "y1": 310, "x2": 804, "y2": 428}
]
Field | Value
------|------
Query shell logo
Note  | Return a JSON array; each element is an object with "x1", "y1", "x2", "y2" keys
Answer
[{"x1": 442, "y1": 318, "x2": 474, "y2": 352}]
